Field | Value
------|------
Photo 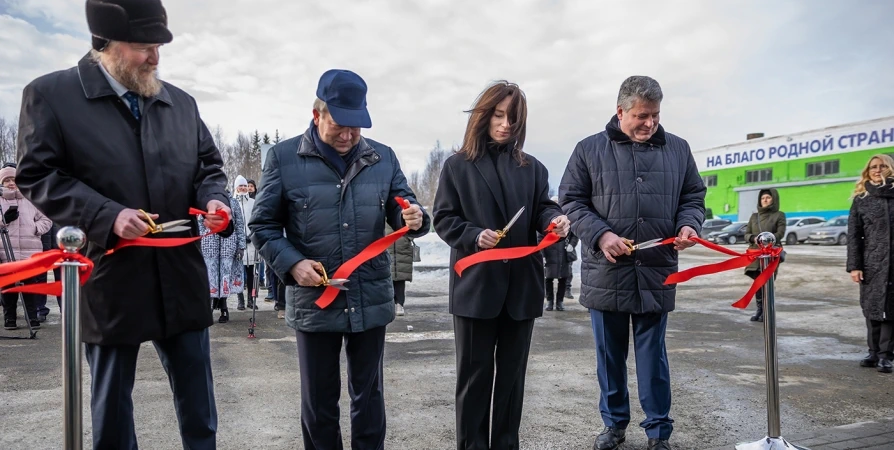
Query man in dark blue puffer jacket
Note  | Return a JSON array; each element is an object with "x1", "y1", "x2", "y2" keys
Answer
[
  {"x1": 250, "y1": 69, "x2": 430, "y2": 449},
  {"x1": 559, "y1": 76, "x2": 706, "y2": 450}
]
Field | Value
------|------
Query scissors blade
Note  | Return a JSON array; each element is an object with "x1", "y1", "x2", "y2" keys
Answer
[
  {"x1": 156, "y1": 225, "x2": 192, "y2": 233},
  {"x1": 501, "y1": 206, "x2": 526, "y2": 235},
  {"x1": 633, "y1": 238, "x2": 663, "y2": 250},
  {"x1": 327, "y1": 279, "x2": 350, "y2": 290},
  {"x1": 158, "y1": 219, "x2": 190, "y2": 228}
]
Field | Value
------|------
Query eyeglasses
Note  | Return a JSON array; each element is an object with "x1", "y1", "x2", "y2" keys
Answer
[{"x1": 869, "y1": 164, "x2": 889, "y2": 170}]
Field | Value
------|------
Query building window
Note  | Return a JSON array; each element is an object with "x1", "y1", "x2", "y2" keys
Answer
[
  {"x1": 703, "y1": 175, "x2": 717, "y2": 187},
  {"x1": 745, "y1": 168, "x2": 772, "y2": 184},
  {"x1": 806, "y1": 160, "x2": 839, "y2": 177}
]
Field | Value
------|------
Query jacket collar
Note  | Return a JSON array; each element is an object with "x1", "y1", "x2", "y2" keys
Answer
[
  {"x1": 296, "y1": 127, "x2": 377, "y2": 159},
  {"x1": 605, "y1": 115, "x2": 667, "y2": 146},
  {"x1": 77, "y1": 53, "x2": 173, "y2": 106}
]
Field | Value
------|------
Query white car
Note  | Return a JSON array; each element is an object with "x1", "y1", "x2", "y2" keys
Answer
[{"x1": 783, "y1": 216, "x2": 826, "y2": 245}]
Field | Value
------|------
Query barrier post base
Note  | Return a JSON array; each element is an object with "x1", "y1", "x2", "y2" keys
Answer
[{"x1": 736, "y1": 436, "x2": 810, "y2": 450}]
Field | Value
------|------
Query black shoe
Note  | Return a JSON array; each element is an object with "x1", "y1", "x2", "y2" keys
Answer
[
  {"x1": 594, "y1": 427, "x2": 626, "y2": 450},
  {"x1": 237, "y1": 294, "x2": 245, "y2": 311},
  {"x1": 246, "y1": 299, "x2": 257, "y2": 310},
  {"x1": 861, "y1": 355, "x2": 879, "y2": 368},
  {"x1": 750, "y1": 300, "x2": 763, "y2": 322},
  {"x1": 37, "y1": 313, "x2": 47, "y2": 323},
  {"x1": 29, "y1": 320, "x2": 41, "y2": 329},
  {"x1": 4, "y1": 320, "x2": 16, "y2": 330},
  {"x1": 556, "y1": 301, "x2": 565, "y2": 311},
  {"x1": 877, "y1": 359, "x2": 893, "y2": 373},
  {"x1": 545, "y1": 301, "x2": 554, "y2": 311},
  {"x1": 648, "y1": 438, "x2": 672, "y2": 450},
  {"x1": 565, "y1": 287, "x2": 574, "y2": 299},
  {"x1": 218, "y1": 309, "x2": 229, "y2": 324}
]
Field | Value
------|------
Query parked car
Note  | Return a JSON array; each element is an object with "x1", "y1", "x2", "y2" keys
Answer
[
  {"x1": 806, "y1": 216, "x2": 848, "y2": 245},
  {"x1": 707, "y1": 221, "x2": 748, "y2": 245},
  {"x1": 782, "y1": 216, "x2": 826, "y2": 245},
  {"x1": 701, "y1": 218, "x2": 732, "y2": 238}
]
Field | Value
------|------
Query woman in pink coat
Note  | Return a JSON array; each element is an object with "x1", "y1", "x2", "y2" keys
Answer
[{"x1": 0, "y1": 166, "x2": 52, "y2": 330}]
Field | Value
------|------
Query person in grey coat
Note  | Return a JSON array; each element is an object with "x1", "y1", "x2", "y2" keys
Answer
[
  {"x1": 386, "y1": 223, "x2": 415, "y2": 316},
  {"x1": 559, "y1": 76, "x2": 706, "y2": 450},
  {"x1": 847, "y1": 154, "x2": 894, "y2": 373},
  {"x1": 14, "y1": 0, "x2": 232, "y2": 447},
  {"x1": 250, "y1": 69, "x2": 429, "y2": 449}
]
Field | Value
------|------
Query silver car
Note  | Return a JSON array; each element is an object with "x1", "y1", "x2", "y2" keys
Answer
[
  {"x1": 806, "y1": 216, "x2": 848, "y2": 245},
  {"x1": 783, "y1": 216, "x2": 826, "y2": 245}
]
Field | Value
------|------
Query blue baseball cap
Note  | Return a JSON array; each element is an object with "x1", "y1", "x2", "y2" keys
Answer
[{"x1": 316, "y1": 69, "x2": 372, "y2": 128}]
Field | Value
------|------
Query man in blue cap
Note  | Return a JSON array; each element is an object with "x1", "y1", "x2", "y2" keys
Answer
[{"x1": 250, "y1": 69, "x2": 430, "y2": 449}]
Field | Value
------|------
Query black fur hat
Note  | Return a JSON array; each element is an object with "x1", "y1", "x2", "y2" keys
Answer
[{"x1": 86, "y1": 0, "x2": 173, "y2": 51}]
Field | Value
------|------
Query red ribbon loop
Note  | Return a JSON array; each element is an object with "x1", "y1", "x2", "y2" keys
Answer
[
  {"x1": 664, "y1": 237, "x2": 782, "y2": 309},
  {"x1": 315, "y1": 197, "x2": 413, "y2": 309},
  {"x1": 1, "y1": 250, "x2": 94, "y2": 296},
  {"x1": 453, "y1": 223, "x2": 560, "y2": 276}
]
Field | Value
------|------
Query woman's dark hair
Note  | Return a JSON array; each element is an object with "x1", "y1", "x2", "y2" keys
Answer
[{"x1": 458, "y1": 81, "x2": 528, "y2": 165}]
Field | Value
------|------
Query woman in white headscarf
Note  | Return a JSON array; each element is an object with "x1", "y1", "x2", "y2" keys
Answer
[{"x1": 233, "y1": 175, "x2": 260, "y2": 310}]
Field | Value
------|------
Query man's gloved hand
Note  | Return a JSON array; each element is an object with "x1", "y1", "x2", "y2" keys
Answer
[{"x1": 3, "y1": 207, "x2": 19, "y2": 224}]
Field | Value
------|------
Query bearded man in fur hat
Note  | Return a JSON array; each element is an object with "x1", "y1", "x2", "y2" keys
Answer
[{"x1": 15, "y1": 1, "x2": 232, "y2": 448}]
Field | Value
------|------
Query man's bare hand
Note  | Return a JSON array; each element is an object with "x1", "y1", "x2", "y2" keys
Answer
[
  {"x1": 114, "y1": 208, "x2": 157, "y2": 240},
  {"x1": 205, "y1": 199, "x2": 232, "y2": 230},
  {"x1": 597, "y1": 231, "x2": 630, "y2": 263},
  {"x1": 850, "y1": 270, "x2": 864, "y2": 283},
  {"x1": 402, "y1": 204, "x2": 424, "y2": 231},
  {"x1": 674, "y1": 226, "x2": 698, "y2": 251},
  {"x1": 551, "y1": 215, "x2": 570, "y2": 237},
  {"x1": 291, "y1": 259, "x2": 323, "y2": 287},
  {"x1": 477, "y1": 229, "x2": 500, "y2": 249}
]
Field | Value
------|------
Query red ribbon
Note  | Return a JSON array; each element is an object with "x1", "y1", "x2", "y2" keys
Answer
[
  {"x1": 315, "y1": 197, "x2": 413, "y2": 309},
  {"x1": 0, "y1": 250, "x2": 94, "y2": 297},
  {"x1": 664, "y1": 237, "x2": 782, "y2": 309},
  {"x1": 106, "y1": 208, "x2": 230, "y2": 254},
  {"x1": 0, "y1": 208, "x2": 230, "y2": 296},
  {"x1": 454, "y1": 223, "x2": 560, "y2": 276}
]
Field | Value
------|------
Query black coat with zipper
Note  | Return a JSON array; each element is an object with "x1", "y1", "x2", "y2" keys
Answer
[
  {"x1": 433, "y1": 145, "x2": 563, "y2": 321},
  {"x1": 559, "y1": 116, "x2": 706, "y2": 314},
  {"x1": 15, "y1": 54, "x2": 229, "y2": 346},
  {"x1": 249, "y1": 127, "x2": 430, "y2": 333}
]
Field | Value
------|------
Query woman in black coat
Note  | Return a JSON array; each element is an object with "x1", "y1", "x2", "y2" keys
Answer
[
  {"x1": 433, "y1": 81, "x2": 569, "y2": 450},
  {"x1": 541, "y1": 229, "x2": 578, "y2": 311},
  {"x1": 847, "y1": 154, "x2": 894, "y2": 373}
]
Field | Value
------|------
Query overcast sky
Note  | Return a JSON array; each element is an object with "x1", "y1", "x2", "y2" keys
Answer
[{"x1": 2, "y1": 0, "x2": 893, "y2": 187}]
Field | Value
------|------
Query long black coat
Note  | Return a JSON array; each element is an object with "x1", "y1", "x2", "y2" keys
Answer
[
  {"x1": 16, "y1": 54, "x2": 229, "y2": 345},
  {"x1": 847, "y1": 179, "x2": 894, "y2": 321},
  {"x1": 559, "y1": 116, "x2": 706, "y2": 314},
  {"x1": 433, "y1": 148, "x2": 562, "y2": 321},
  {"x1": 542, "y1": 233, "x2": 578, "y2": 279}
]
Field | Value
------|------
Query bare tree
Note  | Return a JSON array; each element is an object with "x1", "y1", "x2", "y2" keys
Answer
[
  {"x1": 409, "y1": 141, "x2": 452, "y2": 209},
  {"x1": 0, "y1": 116, "x2": 19, "y2": 164}
]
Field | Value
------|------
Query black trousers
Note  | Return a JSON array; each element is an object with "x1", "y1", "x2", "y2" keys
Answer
[
  {"x1": 393, "y1": 280, "x2": 406, "y2": 306},
  {"x1": 545, "y1": 278, "x2": 567, "y2": 301},
  {"x1": 746, "y1": 269, "x2": 777, "y2": 301},
  {"x1": 85, "y1": 329, "x2": 217, "y2": 449},
  {"x1": 244, "y1": 264, "x2": 255, "y2": 297},
  {"x1": 867, "y1": 318, "x2": 894, "y2": 361},
  {"x1": 1, "y1": 276, "x2": 41, "y2": 323},
  {"x1": 454, "y1": 307, "x2": 535, "y2": 450},
  {"x1": 295, "y1": 326, "x2": 387, "y2": 450}
]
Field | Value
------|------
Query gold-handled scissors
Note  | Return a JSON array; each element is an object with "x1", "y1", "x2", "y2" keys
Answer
[
  {"x1": 139, "y1": 209, "x2": 191, "y2": 234},
  {"x1": 494, "y1": 206, "x2": 525, "y2": 245},
  {"x1": 315, "y1": 265, "x2": 349, "y2": 290},
  {"x1": 624, "y1": 238, "x2": 663, "y2": 252}
]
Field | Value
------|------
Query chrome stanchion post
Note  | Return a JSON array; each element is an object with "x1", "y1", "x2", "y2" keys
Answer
[
  {"x1": 59, "y1": 227, "x2": 86, "y2": 450},
  {"x1": 736, "y1": 232, "x2": 809, "y2": 450}
]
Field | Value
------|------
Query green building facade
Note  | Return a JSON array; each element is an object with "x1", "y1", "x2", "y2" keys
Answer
[{"x1": 694, "y1": 116, "x2": 894, "y2": 222}]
